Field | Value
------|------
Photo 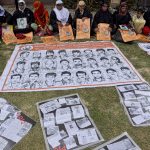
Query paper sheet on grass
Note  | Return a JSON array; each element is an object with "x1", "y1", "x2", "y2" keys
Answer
[
  {"x1": 94, "y1": 132, "x2": 141, "y2": 150},
  {"x1": 116, "y1": 82, "x2": 150, "y2": 126},
  {"x1": 0, "y1": 98, "x2": 36, "y2": 150},
  {"x1": 36, "y1": 94, "x2": 104, "y2": 150}
]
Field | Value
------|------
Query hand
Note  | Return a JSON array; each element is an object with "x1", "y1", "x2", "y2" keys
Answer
[
  {"x1": 57, "y1": 22, "x2": 63, "y2": 27},
  {"x1": 15, "y1": 26, "x2": 18, "y2": 29},
  {"x1": 65, "y1": 23, "x2": 69, "y2": 26},
  {"x1": 108, "y1": 27, "x2": 112, "y2": 32},
  {"x1": 94, "y1": 28, "x2": 99, "y2": 33},
  {"x1": 26, "y1": 24, "x2": 29, "y2": 28},
  {"x1": 2, "y1": 23, "x2": 7, "y2": 27}
]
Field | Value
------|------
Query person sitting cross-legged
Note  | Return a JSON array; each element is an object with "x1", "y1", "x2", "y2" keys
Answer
[
  {"x1": 50, "y1": 0, "x2": 72, "y2": 34},
  {"x1": 13, "y1": 0, "x2": 34, "y2": 37},
  {"x1": 31, "y1": 1, "x2": 53, "y2": 36}
]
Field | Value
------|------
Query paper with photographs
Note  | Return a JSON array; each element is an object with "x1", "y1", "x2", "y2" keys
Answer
[
  {"x1": 97, "y1": 23, "x2": 111, "y2": 41},
  {"x1": 76, "y1": 19, "x2": 90, "y2": 40},
  {"x1": 0, "y1": 41, "x2": 144, "y2": 92},
  {"x1": 0, "y1": 97, "x2": 36, "y2": 150},
  {"x1": 116, "y1": 82, "x2": 150, "y2": 126},
  {"x1": 94, "y1": 132, "x2": 141, "y2": 150},
  {"x1": 36, "y1": 94, "x2": 104, "y2": 150},
  {"x1": 17, "y1": 18, "x2": 27, "y2": 29},
  {"x1": 138, "y1": 43, "x2": 150, "y2": 55},
  {"x1": 59, "y1": 25, "x2": 74, "y2": 41}
]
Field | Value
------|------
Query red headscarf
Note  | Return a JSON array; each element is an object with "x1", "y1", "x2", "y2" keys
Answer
[{"x1": 33, "y1": 1, "x2": 49, "y2": 28}]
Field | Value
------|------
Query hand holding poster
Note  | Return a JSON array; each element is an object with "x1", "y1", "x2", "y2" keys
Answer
[
  {"x1": 97, "y1": 23, "x2": 111, "y2": 41},
  {"x1": 59, "y1": 25, "x2": 74, "y2": 41},
  {"x1": 76, "y1": 18, "x2": 90, "y2": 40}
]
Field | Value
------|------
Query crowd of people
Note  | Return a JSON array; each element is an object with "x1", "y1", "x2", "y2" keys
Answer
[{"x1": 0, "y1": 0, "x2": 150, "y2": 42}]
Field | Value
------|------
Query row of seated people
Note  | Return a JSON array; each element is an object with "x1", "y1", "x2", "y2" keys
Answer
[{"x1": 0, "y1": 0, "x2": 150, "y2": 41}]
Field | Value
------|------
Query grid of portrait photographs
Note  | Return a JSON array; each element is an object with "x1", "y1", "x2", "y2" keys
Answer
[
  {"x1": 36, "y1": 94, "x2": 104, "y2": 150},
  {"x1": 94, "y1": 132, "x2": 141, "y2": 150},
  {"x1": 0, "y1": 42, "x2": 144, "y2": 92},
  {"x1": 0, "y1": 98, "x2": 36, "y2": 150},
  {"x1": 138, "y1": 43, "x2": 150, "y2": 55},
  {"x1": 116, "y1": 83, "x2": 150, "y2": 126}
]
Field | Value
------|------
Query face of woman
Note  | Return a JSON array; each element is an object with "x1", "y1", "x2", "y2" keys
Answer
[
  {"x1": 56, "y1": 4, "x2": 63, "y2": 10},
  {"x1": 101, "y1": 4, "x2": 108, "y2": 12},
  {"x1": 79, "y1": 5, "x2": 85, "y2": 12},
  {"x1": 120, "y1": 6, "x2": 127, "y2": 13}
]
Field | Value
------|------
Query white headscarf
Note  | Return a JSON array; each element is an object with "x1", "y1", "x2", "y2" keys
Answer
[
  {"x1": 0, "y1": 5, "x2": 5, "y2": 16},
  {"x1": 53, "y1": 6, "x2": 69, "y2": 25},
  {"x1": 18, "y1": 0, "x2": 26, "y2": 12}
]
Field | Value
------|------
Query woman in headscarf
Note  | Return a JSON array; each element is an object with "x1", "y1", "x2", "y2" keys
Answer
[
  {"x1": 32, "y1": 1, "x2": 53, "y2": 36},
  {"x1": 73, "y1": 0, "x2": 92, "y2": 29},
  {"x1": 13, "y1": 0, "x2": 34, "y2": 35},
  {"x1": 50, "y1": 0, "x2": 72, "y2": 34},
  {"x1": 0, "y1": 5, "x2": 13, "y2": 39},
  {"x1": 132, "y1": 8, "x2": 145, "y2": 34},
  {"x1": 143, "y1": 8, "x2": 150, "y2": 36},
  {"x1": 113, "y1": 2, "x2": 132, "y2": 32},
  {"x1": 92, "y1": 1, "x2": 113, "y2": 35}
]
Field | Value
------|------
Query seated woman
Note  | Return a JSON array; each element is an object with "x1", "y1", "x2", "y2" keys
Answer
[
  {"x1": 132, "y1": 8, "x2": 145, "y2": 34},
  {"x1": 113, "y1": 2, "x2": 132, "y2": 32},
  {"x1": 13, "y1": 0, "x2": 34, "y2": 35},
  {"x1": 0, "y1": 5, "x2": 13, "y2": 39},
  {"x1": 32, "y1": 1, "x2": 53, "y2": 36},
  {"x1": 73, "y1": 0, "x2": 92, "y2": 29},
  {"x1": 92, "y1": 1, "x2": 113, "y2": 35},
  {"x1": 50, "y1": 0, "x2": 72, "y2": 34},
  {"x1": 143, "y1": 8, "x2": 150, "y2": 36}
]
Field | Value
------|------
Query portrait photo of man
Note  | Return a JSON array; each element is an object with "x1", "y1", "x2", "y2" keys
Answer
[{"x1": 61, "y1": 71, "x2": 73, "y2": 85}]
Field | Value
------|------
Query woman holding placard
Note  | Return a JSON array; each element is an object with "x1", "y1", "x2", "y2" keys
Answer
[{"x1": 50, "y1": 0, "x2": 72, "y2": 34}]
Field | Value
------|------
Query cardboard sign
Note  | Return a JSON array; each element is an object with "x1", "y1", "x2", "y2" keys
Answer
[
  {"x1": 2, "y1": 25, "x2": 17, "y2": 45},
  {"x1": 17, "y1": 32, "x2": 33, "y2": 44},
  {"x1": 119, "y1": 29, "x2": 137, "y2": 42},
  {"x1": 41, "y1": 36, "x2": 61, "y2": 44},
  {"x1": 137, "y1": 34, "x2": 150, "y2": 43},
  {"x1": 97, "y1": 23, "x2": 111, "y2": 41},
  {"x1": 59, "y1": 25, "x2": 74, "y2": 41},
  {"x1": 2, "y1": 25, "x2": 33, "y2": 45},
  {"x1": 76, "y1": 18, "x2": 90, "y2": 40}
]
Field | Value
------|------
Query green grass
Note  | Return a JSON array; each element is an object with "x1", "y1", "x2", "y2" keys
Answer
[{"x1": 0, "y1": 38, "x2": 150, "y2": 150}]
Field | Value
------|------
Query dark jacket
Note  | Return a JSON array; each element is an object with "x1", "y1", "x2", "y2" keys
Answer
[
  {"x1": 144, "y1": 9, "x2": 150, "y2": 27},
  {"x1": 113, "y1": 11, "x2": 131, "y2": 28},
  {"x1": 92, "y1": 9, "x2": 113, "y2": 33},
  {"x1": 73, "y1": 7, "x2": 92, "y2": 28},
  {"x1": 13, "y1": 8, "x2": 34, "y2": 34},
  {"x1": 0, "y1": 10, "x2": 13, "y2": 25},
  {"x1": 50, "y1": 10, "x2": 72, "y2": 33}
]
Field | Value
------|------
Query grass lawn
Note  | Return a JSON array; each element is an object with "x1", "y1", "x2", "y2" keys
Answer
[{"x1": 0, "y1": 37, "x2": 150, "y2": 150}]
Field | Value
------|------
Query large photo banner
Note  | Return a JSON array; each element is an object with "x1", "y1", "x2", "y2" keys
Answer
[{"x1": 0, "y1": 41, "x2": 144, "y2": 92}]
